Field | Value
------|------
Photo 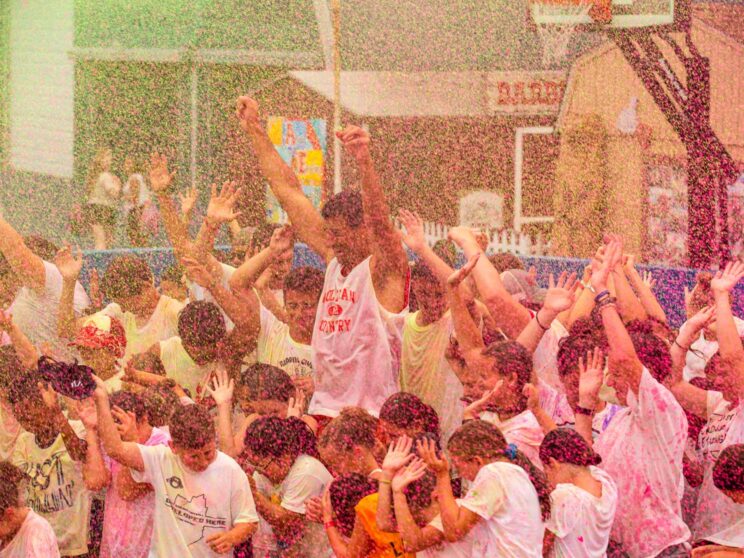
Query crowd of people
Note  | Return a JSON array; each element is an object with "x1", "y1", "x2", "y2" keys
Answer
[{"x1": 0, "y1": 95, "x2": 742, "y2": 558}]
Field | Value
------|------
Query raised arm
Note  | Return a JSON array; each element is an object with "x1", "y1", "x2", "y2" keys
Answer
[
  {"x1": 337, "y1": 127, "x2": 408, "y2": 310},
  {"x1": 624, "y1": 255, "x2": 667, "y2": 324},
  {"x1": 93, "y1": 376, "x2": 145, "y2": 472},
  {"x1": 376, "y1": 436, "x2": 415, "y2": 532},
  {"x1": 668, "y1": 306, "x2": 713, "y2": 419},
  {"x1": 236, "y1": 96, "x2": 332, "y2": 261},
  {"x1": 72, "y1": 399, "x2": 112, "y2": 491},
  {"x1": 711, "y1": 261, "x2": 744, "y2": 398},
  {"x1": 398, "y1": 209, "x2": 455, "y2": 283},
  {"x1": 0, "y1": 312, "x2": 39, "y2": 369},
  {"x1": 192, "y1": 181, "x2": 243, "y2": 263},
  {"x1": 149, "y1": 152, "x2": 193, "y2": 259},
  {"x1": 205, "y1": 368, "x2": 240, "y2": 458},
  {"x1": 591, "y1": 239, "x2": 644, "y2": 395},
  {"x1": 448, "y1": 227, "x2": 531, "y2": 339},
  {"x1": 603, "y1": 236, "x2": 647, "y2": 323},
  {"x1": 0, "y1": 216, "x2": 45, "y2": 293},
  {"x1": 229, "y1": 226, "x2": 293, "y2": 297},
  {"x1": 54, "y1": 246, "x2": 84, "y2": 340},
  {"x1": 391, "y1": 460, "x2": 445, "y2": 553},
  {"x1": 38, "y1": 383, "x2": 88, "y2": 462}
]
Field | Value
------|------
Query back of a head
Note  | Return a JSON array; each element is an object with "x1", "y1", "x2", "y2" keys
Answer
[
  {"x1": 0, "y1": 462, "x2": 24, "y2": 512},
  {"x1": 239, "y1": 363, "x2": 295, "y2": 403},
  {"x1": 142, "y1": 383, "x2": 181, "y2": 427},
  {"x1": 319, "y1": 407, "x2": 378, "y2": 451},
  {"x1": 539, "y1": 428, "x2": 602, "y2": 467},
  {"x1": 489, "y1": 253, "x2": 524, "y2": 273},
  {"x1": 713, "y1": 444, "x2": 744, "y2": 492},
  {"x1": 410, "y1": 261, "x2": 438, "y2": 286},
  {"x1": 321, "y1": 190, "x2": 364, "y2": 229},
  {"x1": 160, "y1": 264, "x2": 185, "y2": 285},
  {"x1": 379, "y1": 392, "x2": 441, "y2": 440},
  {"x1": 169, "y1": 404, "x2": 214, "y2": 450},
  {"x1": 689, "y1": 272, "x2": 714, "y2": 314},
  {"x1": 5, "y1": 369, "x2": 42, "y2": 407},
  {"x1": 483, "y1": 340, "x2": 533, "y2": 388},
  {"x1": 102, "y1": 255, "x2": 153, "y2": 301},
  {"x1": 329, "y1": 473, "x2": 377, "y2": 537},
  {"x1": 283, "y1": 266, "x2": 324, "y2": 298},
  {"x1": 627, "y1": 323, "x2": 672, "y2": 383},
  {"x1": 244, "y1": 415, "x2": 317, "y2": 460},
  {"x1": 0, "y1": 346, "x2": 24, "y2": 393},
  {"x1": 24, "y1": 235, "x2": 59, "y2": 262},
  {"x1": 557, "y1": 333, "x2": 600, "y2": 378},
  {"x1": 178, "y1": 301, "x2": 226, "y2": 347},
  {"x1": 432, "y1": 240, "x2": 457, "y2": 267}
]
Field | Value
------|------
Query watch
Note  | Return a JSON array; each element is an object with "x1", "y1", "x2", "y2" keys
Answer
[{"x1": 574, "y1": 405, "x2": 594, "y2": 416}]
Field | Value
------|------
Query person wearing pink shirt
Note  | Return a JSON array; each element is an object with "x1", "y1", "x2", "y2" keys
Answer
[{"x1": 579, "y1": 238, "x2": 690, "y2": 558}]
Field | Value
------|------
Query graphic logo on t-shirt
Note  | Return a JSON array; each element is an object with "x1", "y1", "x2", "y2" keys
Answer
[
  {"x1": 21, "y1": 450, "x2": 78, "y2": 514},
  {"x1": 165, "y1": 494, "x2": 228, "y2": 545},
  {"x1": 318, "y1": 288, "x2": 357, "y2": 334},
  {"x1": 167, "y1": 475, "x2": 184, "y2": 489},
  {"x1": 328, "y1": 303, "x2": 343, "y2": 316}
]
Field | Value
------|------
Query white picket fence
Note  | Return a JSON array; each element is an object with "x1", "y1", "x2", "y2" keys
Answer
[{"x1": 393, "y1": 219, "x2": 553, "y2": 256}]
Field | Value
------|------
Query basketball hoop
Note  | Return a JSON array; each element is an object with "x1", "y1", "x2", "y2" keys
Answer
[{"x1": 531, "y1": 0, "x2": 592, "y2": 68}]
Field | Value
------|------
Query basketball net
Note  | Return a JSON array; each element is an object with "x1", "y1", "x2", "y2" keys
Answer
[{"x1": 533, "y1": 1, "x2": 592, "y2": 68}]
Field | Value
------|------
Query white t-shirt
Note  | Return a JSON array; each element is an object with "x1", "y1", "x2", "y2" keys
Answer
[
  {"x1": 681, "y1": 317, "x2": 744, "y2": 381},
  {"x1": 309, "y1": 257, "x2": 403, "y2": 417},
  {"x1": 0, "y1": 399, "x2": 21, "y2": 461},
  {"x1": 479, "y1": 409, "x2": 545, "y2": 469},
  {"x1": 252, "y1": 455, "x2": 333, "y2": 557},
  {"x1": 100, "y1": 295, "x2": 184, "y2": 361},
  {"x1": 459, "y1": 461, "x2": 544, "y2": 558},
  {"x1": 533, "y1": 319, "x2": 569, "y2": 392},
  {"x1": 9, "y1": 261, "x2": 90, "y2": 361},
  {"x1": 538, "y1": 383, "x2": 622, "y2": 439},
  {"x1": 0, "y1": 510, "x2": 60, "y2": 558},
  {"x1": 159, "y1": 336, "x2": 216, "y2": 401},
  {"x1": 594, "y1": 368, "x2": 690, "y2": 558},
  {"x1": 130, "y1": 445, "x2": 258, "y2": 558},
  {"x1": 257, "y1": 305, "x2": 313, "y2": 381},
  {"x1": 693, "y1": 392, "x2": 744, "y2": 546},
  {"x1": 419, "y1": 508, "x2": 474, "y2": 558},
  {"x1": 11, "y1": 422, "x2": 91, "y2": 557},
  {"x1": 546, "y1": 466, "x2": 618, "y2": 558},
  {"x1": 395, "y1": 311, "x2": 464, "y2": 442}
]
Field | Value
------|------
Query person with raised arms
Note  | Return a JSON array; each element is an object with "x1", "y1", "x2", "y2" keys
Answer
[{"x1": 236, "y1": 97, "x2": 409, "y2": 422}]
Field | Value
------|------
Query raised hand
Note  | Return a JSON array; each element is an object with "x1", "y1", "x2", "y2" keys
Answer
[
  {"x1": 293, "y1": 375, "x2": 314, "y2": 395},
  {"x1": 336, "y1": 125, "x2": 371, "y2": 162},
  {"x1": 522, "y1": 383, "x2": 540, "y2": 413},
  {"x1": 711, "y1": 261, "x2": 744, "y2": 294},
  {"x1": 398, "y1": 209, "x2": 426, "y2": 253},
  {"x1": 179, "y1": 187, "x2": 198, "y2": 217},
  {"x1": 268, "y1": 226, "x2": 294, "y2": 256},
  {"x1": 685, "y1": 305, "x2": 716, "y2": 335},
  {"x1": 205, "y1": 366, "x2": 234, "y2": 407},
  {"x1": 287, "y1": 390, "x2": 306, "y2": 419},
  {"x1": 71, "y1": 398, "x2": 98, "y2": 431},
  {"x1": 54, "y1": 245, "x2": 83, "y2": 282},
  {"x1": 92, "y1": 374, "x2": 108, "y2": 401},
  {"x1": 590, "y1": 238, "x2": 622, "y2": 293},
  {"x1": 391, "y1": 458, "x2": 428, "y2": 493},
  {"x1": 578, "y1": 348, "x2": 605, "y2": 409},
  {"x1": 416, "y1": 437, "x2": 449, "y2": 475},
  {"x1": 235, "y1": 96, "x2": 260, "y2": 133},
  {"x1": 447, "y1": 253, "x2": 480, "y2": 289},
  {"x1": 112, "y1": 405, "x2": 139, "y2": 441},
  {"x1": 149, "y1": 152, "x2": 176, "y2": 194},
  {"x1": 463, "y1": 380, "x2": 503, "y2": 421},
  {"x1": 542, "y1": 271, "x2": 579, "y2": 316},
  {"x1": 37, "y1": 382, "x2": 59, "y2": 411},
  {"x1": 182, "y1": 256, "x2": 220, "y2": 290},
  {"x1": 641, "y1": 270, "x2": 656, "y2": 289},
  {"x1": 206, "y1": 181, "x2": 243, "y2": 227},
  {"x1": 447, "y1": 226, "x2": 478, "y2": 249},
  {"x1": 382, "y1": 435, "x2": 414, "y2": 477}
]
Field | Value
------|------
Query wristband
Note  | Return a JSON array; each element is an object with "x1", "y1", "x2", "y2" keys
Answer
[
  {"x1": 595, "y1": 296, "x2": 617, "y2": 311},
  {"x1": 593, "y1": 290, "x2": 610, "y2": 303},
  {"x1": 535, "y1": 311, "x2": 550, "y2": 331},
  {"x1": 574, "y1": 405, "x2": 594, "y2": 416},
  {"x1": 673, "y1": 339, "x2": 690, "y2": 351},
  {"x1": 324, "y1": 520, "x2": 337, "y2": 530},
  {"x1": 378, "y1": 478, "x2": 391, "y2": 485}
]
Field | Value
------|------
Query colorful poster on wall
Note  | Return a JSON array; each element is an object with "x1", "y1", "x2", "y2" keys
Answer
[{"x1": 266, "y1": 117, "x2": 327, "y2": 224}]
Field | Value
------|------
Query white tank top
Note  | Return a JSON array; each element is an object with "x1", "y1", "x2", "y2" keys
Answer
[{"x1": 309, "y1": 257, "x2": 401, "y2": 417}]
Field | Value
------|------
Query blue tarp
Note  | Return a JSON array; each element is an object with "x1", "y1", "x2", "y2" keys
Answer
[{"x1": 80, "y1": 245, "x2": 744, "y2": 329}]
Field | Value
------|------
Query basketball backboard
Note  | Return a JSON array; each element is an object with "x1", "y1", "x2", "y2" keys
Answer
[{"x1": 530, "y1": 0, "x2": 688, "y2": 31}]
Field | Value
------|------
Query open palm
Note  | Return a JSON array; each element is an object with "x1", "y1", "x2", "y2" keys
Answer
[
  {"x1": 206, "y1": 181, "x2": 243, "y2": 225},
  {"x1": 711, "y1": 261, "x2": 744, "y2": 294},
  {"x1": 149, "y1": 152, "x2": 176, "y2": 193},
  {"x1": 542, "y1": 271, "x2": 578, "y2": 314},
  {"x1": 398, "y1": 209, "x2": 425, "y2": 252}
]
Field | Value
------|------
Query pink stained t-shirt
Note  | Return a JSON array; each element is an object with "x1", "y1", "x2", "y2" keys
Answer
[
  {"x1": 309, "y1": 257, "x2": 403, "y2": 417},
  {"x1": 479, "y1": 409, "x2": 545, "y2": 470},
  {"x1": 594, "y1": 368, "x2": 690, "y2": 558},
  {"x1": 100, "y1": 427, "x2": 171, "y2": 558}
]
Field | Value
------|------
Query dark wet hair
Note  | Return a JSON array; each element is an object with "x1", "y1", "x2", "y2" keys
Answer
[
  {"x1": 244, "y1": 416, "x2": 318, "y2": 460},
  {"x1": 626, "y1": 322, "x2": 672, "y2": 383},
  {"x1": 410, "y1": 261, "x2": 439, "y2": 285},
  {"x1": 102, "y1": 256, "x2": 153, "y2": 300},
  {"x1": 448, "y1": 420, "x2": 551, "y2": 520},
  {"x1": 110, "y1": 391, "x2": 147, "y2": 421},
  {"x1": 689, "y1": 272, "x2": 714, "y2": 313},
  {"x1": 160, "y1": 264, "x2": 185, "y2": 284},
  {"x1": 483, "y1": 341, "x2": 533, "y2": 389},
  {"x1": 283, "y1": 266, "x2": 324, "y2": 298},
  {"x1": 0, "y1": 462, "x2": 24, "y2": 512},
  {"x1": 489, "y1": 253, "x2": 524, "y2": 273},
  {"x1": 0, "y1": 346, "x2": 24, "y2": 393},
  {"x1": 379, "y1": 392, "x2": 440, "y2": 441},
  {"x1": 713, "y1": 444, "x2": 744, "y2": 492},
  {"x1": 539, "y1": 428, "x2": 602, "y2": 467},
  {"x1": 178, "y1": 301, "x2": 226, "y2": 347},
  {"x1": 329, "y1": 473, "x2": 377, "y2": 537},
  {"x1": 129, "y1": 351, "x2": 166, "y2": 376},
  {"x1": 142, "y1": 383, "x2": 181, "y2": 427},
  {"x1": 24, "y1": 235, "x2": 59, "y2": 261},
  {"x1": 5, "y1": 369, "x2": 42, "y2": 406},
  {"x1": 318, "y1": 407, "x2": 378, "y2": 451},
  {"x1": 557, "y1": 334, "x2": 600, "y2": 379},
  {"x1": 169, "y1": 404, "x2": 214, "y2": 449},
  {"x1": 238, "y1": 364, "x2": 295, "y2": 403},
  {"x1": 321, "y1": 190, "x2": 364, "y2": 229}
]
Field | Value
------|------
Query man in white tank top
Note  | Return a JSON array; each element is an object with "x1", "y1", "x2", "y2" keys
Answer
[{"x1": 237, "y1": 97, "x2": 409, "y2": 418}]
